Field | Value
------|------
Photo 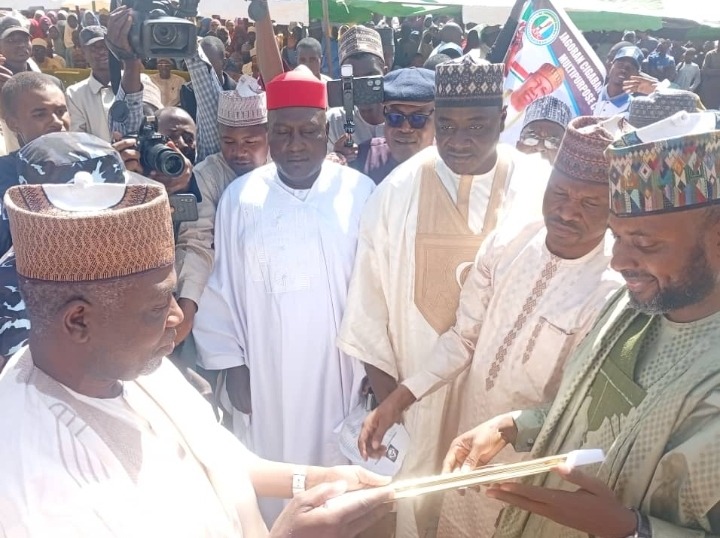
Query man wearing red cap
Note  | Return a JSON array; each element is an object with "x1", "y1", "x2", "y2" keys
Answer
[{"x1": 193, "y1": 66, "x2": 376, "y2": 525}]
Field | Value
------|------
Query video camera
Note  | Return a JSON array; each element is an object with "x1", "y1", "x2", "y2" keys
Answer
[
  {"x1": 327, "y1": 65, "x2": 384, "y2": 147},
  {"x1": 113, "y1": 0, "x2": 199, "y2": 58}
]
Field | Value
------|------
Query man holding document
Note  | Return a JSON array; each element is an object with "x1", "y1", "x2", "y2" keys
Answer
[{"x1": 447, "y1": 112, "x2": 720, "y2": 537}]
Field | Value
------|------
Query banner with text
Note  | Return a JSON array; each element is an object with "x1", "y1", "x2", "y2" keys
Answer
[{"x1": 500, "y1": 0, "x2": 606, "y2": 144}]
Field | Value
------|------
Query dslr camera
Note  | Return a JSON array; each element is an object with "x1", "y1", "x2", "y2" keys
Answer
[
  {"x1": 114, "y1": 0, "x2": 199, "y2": 58},
  {"x1": 135, "y1": 116, "x2": 187, "y2": 178}
]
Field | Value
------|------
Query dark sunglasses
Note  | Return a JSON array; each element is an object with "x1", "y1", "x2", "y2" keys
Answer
[{"x1": 384, "y1": 108, "x2": 434, "y2": 129}]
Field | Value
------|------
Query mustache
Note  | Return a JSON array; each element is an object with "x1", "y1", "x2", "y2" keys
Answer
[
  {"x1": 548, "y1": 216, "x2": 582, "y2": 232},
  {"x1": 621, "y1": 271, "x2": 654, "y2": 280}
]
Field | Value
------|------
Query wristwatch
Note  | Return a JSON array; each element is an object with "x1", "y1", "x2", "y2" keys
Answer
[
  {"x1": 291, "y1": 466, "x2": 307, "y2": 497},
  {"x1": 626, "y1": 509, "x2": 652, "y2": 538}
]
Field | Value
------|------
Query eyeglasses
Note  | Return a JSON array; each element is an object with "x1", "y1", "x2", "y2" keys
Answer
[
  {"x1": 384, "y1": 108, "x2": 434, "y2": 129},
  {"x1": 518, "y1": 131, "x2": 561, "y2": 150}
]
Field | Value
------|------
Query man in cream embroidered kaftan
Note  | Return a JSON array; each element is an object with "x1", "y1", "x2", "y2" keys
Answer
[{"x1": 358, "y1": 116, "x2": 624, "y2": 538}]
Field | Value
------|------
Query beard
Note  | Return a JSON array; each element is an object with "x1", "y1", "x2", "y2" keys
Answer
[{"x1": 626, "y1": 243, "x2": 717, "y2": 315}]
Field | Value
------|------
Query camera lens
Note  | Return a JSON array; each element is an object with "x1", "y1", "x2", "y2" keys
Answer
[
  {"x1": 158, "y1": 151, "x2": 185, "y2": 177},
  {"x1": 147, "y1": 144, "x2": 185, "y2": 177},
  {"x1": 152, "y1": 24, "x2": 178, "y2": 47}
]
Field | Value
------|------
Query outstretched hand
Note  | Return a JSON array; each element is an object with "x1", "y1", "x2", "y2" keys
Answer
[{"x1": 486, "y1": 464, "x2": 637, "y2": 538}]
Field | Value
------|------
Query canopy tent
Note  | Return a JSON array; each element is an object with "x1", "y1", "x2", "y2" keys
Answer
[{"x1": 313, "y1": 0, "x2": 719, "y2": 32}]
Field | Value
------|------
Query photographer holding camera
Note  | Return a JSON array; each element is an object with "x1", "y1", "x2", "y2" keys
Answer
[
  {"x1": 105, "y1": 6, "x2": 200, "y2": 201},
  {"x1": 327, "y1": 25, "x2": 387, "y2": 163}
]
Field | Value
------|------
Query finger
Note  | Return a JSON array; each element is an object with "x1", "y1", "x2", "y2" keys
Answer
[
  {"x1": 0, "y1": 65, "x2": 12, "y2": 77},
  {"x1": 113, "y1": 139, "x2": 137, "y2": 151},
  {"x1": 323, "y1": 485, "x2": 395, "y2": 519},
  {"x1": 554, "y1": 464, "x2": 610, "y2": 498},
  {"x1": 486, "y1": 487, "x2": 552, "y2": 519},
  {"x1": 441, "y1": 444, "x2": 464, "y2": 474},
  {"x1": 370, "y1": 416, "x2": 387, "y2": 452},
  {"x1": 460, "y1": 436, "x2": 504, "y2": 473},
  {"x1": 300, "y1": 481, "x2": 350, "y2": 509},
  {"x1": 489, "y1": 481, "x2": 568, "y2": 506},
  {"x1": 357, "y1": 419, "x2": 373, "y2": 460},
  {"x1": 354, "y1": 468, "x2": 392, "y2": 488},
  {"x1": 340, "y1": 499, "x2": 393, "y2": 537}
]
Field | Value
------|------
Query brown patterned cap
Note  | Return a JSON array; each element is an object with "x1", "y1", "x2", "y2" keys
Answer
[
  {"x1": 554, "y1": 116, "x2": 615, "y2": 183},
  {"x1": 435, "y1": 55, "x2": 504, "y2": 108},
  {"x1": 5, "y1": 183, "x2": 174, "y2": 282},
  {"x1": 339, "y1": 25, "x2": 383, "y2": 64}
]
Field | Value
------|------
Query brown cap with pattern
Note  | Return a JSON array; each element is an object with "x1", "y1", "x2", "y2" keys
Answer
[
  {"x1": 554, "y1": 116, "x2": 615, "y2": 183},
  {"x1": 5, "y1": 183, "x2": 174, "y2": 282},
  {"x1": 339, "y1": 25, "x2": 384, "y2": 64}
]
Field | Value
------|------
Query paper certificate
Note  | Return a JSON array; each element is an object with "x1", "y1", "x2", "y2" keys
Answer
[{"x1": 390, "y1": 449, "x2": 605, "y2": 499}]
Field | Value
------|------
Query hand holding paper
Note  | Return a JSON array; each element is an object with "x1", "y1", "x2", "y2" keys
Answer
[{"x1": 486, "y1": 462, "x2": 637, "y2": 538}]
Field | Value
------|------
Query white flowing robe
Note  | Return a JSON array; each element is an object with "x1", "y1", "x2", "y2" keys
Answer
[
  {"x1": 337, "y1": 145, "x2": 551, "y2": 537},
  {"x1": 0, "y1": 350, "x2": 268, "y2": 537},
  {"x1": 193, "y1": 162, "x2": 374, "y2": 523}
]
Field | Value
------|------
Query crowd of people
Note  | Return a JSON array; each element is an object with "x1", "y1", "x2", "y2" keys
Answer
[{"x1": 1, "y1": 0, "x2": 720, "y2": 536}]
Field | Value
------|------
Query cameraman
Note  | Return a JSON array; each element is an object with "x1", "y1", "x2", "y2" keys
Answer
[{"x1": 104, "y1": 7, "x2": 199, "y2": 200}]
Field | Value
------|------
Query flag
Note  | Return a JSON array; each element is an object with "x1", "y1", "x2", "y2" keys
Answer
[{"x1": 500, "y1": 0, "x2": 606, "y2": 144}]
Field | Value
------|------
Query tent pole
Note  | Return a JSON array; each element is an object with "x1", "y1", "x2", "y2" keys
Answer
[{"x1": 321, "y1": 0, "x2": 333, "y2": 74}]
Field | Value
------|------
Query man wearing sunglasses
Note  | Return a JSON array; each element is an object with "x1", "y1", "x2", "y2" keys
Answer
[
  {"x1": 338, "y1": 54, "x2": 552, "y2": 538},
  {"x1": 516, "y1": 95, "x2": 572, "y2": 164},
  {"x1": 350, "y1": 67, "x2": 436, "y2": 184}
]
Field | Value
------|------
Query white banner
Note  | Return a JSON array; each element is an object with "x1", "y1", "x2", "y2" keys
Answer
[
  {"x1": 197, "y1": 0, "x2": 308, "y2": 24},
  {"x1": 500, "y1": 0, "x2": 606, "y2": 144}
]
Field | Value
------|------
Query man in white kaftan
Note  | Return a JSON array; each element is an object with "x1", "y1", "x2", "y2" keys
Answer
[
  {"x1": 338, "y1": 55, "x2": 550, "y2": 537},
  {"x1": 0, "y1": 176, "x2": 393, "y2": 538},
  {"x1": 360, "y1": 117, "x2": 624, "y2": 538},
  {"x1": 0, "y1": 350, "x2": 268, "y2": 537},
  {"x1": 193, "y1": 66, "x2": 375, "y2": 524}
]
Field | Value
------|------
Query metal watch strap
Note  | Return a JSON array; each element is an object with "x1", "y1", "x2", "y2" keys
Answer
[
  {"x1": 627, "y1": 509, "x2": 652, "y2": 538},
  {"x1": 292, "y1": 466, "x2": 307, "y2": 497}
]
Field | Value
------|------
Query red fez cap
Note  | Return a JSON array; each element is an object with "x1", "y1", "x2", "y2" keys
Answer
[{"x1": 266, "y1": 66, "x2": 328, "y2": 110}]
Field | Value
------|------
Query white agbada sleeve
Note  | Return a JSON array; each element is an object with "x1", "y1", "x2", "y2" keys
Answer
[
  {"x1": 402, "y1": 231, "x2": 499, "y2": 400},
  {"x1": 337, "y1": 182, "x2": 399, "y2": 379},
  {"x1": 193, "y1": 187, "x2": 247, "y2": 371}
]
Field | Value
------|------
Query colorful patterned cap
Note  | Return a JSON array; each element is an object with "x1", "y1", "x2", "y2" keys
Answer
[
  {"x1": 554, "y1": 116, "x2": 616, "y2": 183},
  {"x1": 628, "y1": 89, "x2": 700, "y2": 128},
  {"x1": 435, "y1": 55, "x2": 504, "y2": 108},
  {"x1": 339, "y1": 25, "x2": 383, "y2": 64},
  {"x1": 17, "y1": 132, "x2": 126, "y2": 185},
  {"x1": 608, "y1": 111, "x2": 720, "y2": 216},
  {"x1": 5, "y1": 181, "x2": 174, "y2": 282},
  {"x1": 522, "y1": 95, "x2": 572, "y2": 130},
  {"x1": 217, "y1": 75, "x2": 267, "y2": 127}
]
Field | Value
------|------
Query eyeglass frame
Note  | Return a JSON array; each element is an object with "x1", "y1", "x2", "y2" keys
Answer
[
  {"x1": 517, "y1": 130, "x2": 562, "y2": 150},
  {"x1": 383, "y1": 106, "x2": 435, "y2": 130}
]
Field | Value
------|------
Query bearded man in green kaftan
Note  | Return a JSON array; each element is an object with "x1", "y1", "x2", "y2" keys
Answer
[{"x1": 442, "y1": 110, "x2": 720, "y2": 538}]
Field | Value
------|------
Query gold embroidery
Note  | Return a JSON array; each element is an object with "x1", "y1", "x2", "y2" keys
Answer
[{"x1": 414, "y1": 151, "x2": 510, "y2": 334}]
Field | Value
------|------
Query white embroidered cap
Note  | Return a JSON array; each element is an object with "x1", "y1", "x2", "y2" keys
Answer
[{"x1": 217, "y1": 75, "x2": 268, "y2": 127}]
